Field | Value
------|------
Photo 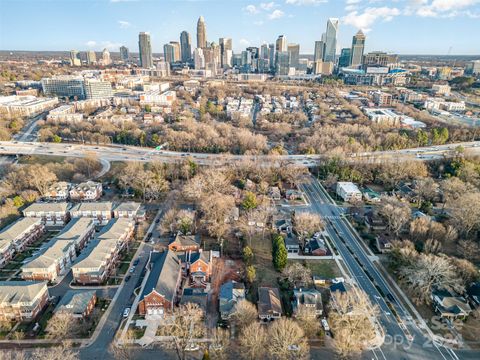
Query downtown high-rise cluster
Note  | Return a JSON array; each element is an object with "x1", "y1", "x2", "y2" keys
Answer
[{"x1": 134, "y1": 16, "x2": 370, "y2": 77}]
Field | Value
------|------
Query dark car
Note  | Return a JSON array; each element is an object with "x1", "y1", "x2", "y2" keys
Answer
[
  {"x1": 155, "y1": 218, "x2": 160, "y2": 224},
  {"x1": 133, "y1": 259, "x2": 140, "y2": 266},
  {"x1": 125, "y1": 275, "x2": 131, "y2": 282},
  {"x1": 386, "y1": 293, "x2": 396, "y2": 304}
]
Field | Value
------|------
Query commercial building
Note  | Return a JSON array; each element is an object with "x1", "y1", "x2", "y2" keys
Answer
[
  {"x1": 0, "y1": 95, "x2": 58, "y2": 117},
  {"x1": 164, "y1": 42, "x2": 181, "y2": 64},
  {"x1": 120, "y1": 46, "x2": 129, "y2": 62},
  {"x1": 219, "y1": 37, "x2": 232, "y2": 68},
  {"x1": 139, "y1": 90, "x2": 176, "y2": 107},
  {"x1": 138, "y1": 250, "x2": 182, "y2": 317},
  {"x1": 350, "y1": 30, "x2": 365, "y2": 68},
  {"x1": 41, "y1": 76, "x2": 86, "y2": 99},
  {"x1": 314, "y1": 40, "x2": 324, "y2": 63},
  {"x1": 313, "y1": 61, "x2": 333, "y2": 75},
  {"x1": 363, "y1": 52, "x2": 398, "y2": 68},
  {"x1": 0, "y1": 281, "x2": 49, "y2": 321},
  {"x1": 0, "y1": 218, "x2": 45, "y2": 268},
  {"x1": 287, "y1": 43, "x2": 300, "y2": 69},
  {"x1": 432, "y1": 84, "x2": 451, "y2": 96},
  {"x1": 70, "y1": 50, "x2": 81, "y2": 66},
  {"x1": 372, "y1": 91, "x2": 393, "y2": 106},
  {"x1": 194, "y1": 48, "x2": 205, "y2": 70},
  {"x1": 102, "y1": 48, "x2": 112, "y2": 66},
  {"x1": 86, "y1": 51, "x2": 96, "y2": 65},
  {"x1": 338, "y1": 48, "x2": 351, "y2": 68},
  {"x1": 197, "y1": 16, "x2": 207, "y2": 48},
  {"x1": 465, "y1": 60, "x2": 480, "y2": 75},
  {"x1": 323, "y1": 18, "x2": 339, "y2": 63},
  {"x1": 275, "y1": 51, "x2": 290, "y2": 76},
  {"x1": 180, "y1": 31, "x2": 192, "y2": 63},
  {"x1": 336, "y1": 182, "x2": 362, "y2": 202},
  {"x1": 138, "y1": 32, "x2": 153, "y2": 68},
  {"x1": 23, "y1": 202, "x2": 70, "y2": 226},
  {"x1": 84, "y1": 79, "x2": 113, "y2": 99}
]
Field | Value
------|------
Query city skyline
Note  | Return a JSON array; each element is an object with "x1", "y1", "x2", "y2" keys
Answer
[{"x1": 0, "y1": 0, "x2": 479, "y2": 55}]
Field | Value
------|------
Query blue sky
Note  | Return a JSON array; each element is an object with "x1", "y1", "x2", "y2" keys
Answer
[{"x1": 1, "y1": 0, "x2": 479, "y2": 54}]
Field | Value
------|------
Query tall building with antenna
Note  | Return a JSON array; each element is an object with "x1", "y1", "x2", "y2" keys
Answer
[{"x1": 197, "y1": 16, "x2": 207, "y2": 48}]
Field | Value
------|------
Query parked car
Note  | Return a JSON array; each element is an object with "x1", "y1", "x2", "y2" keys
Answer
[
  {"x1": 129, "y1": 266, "x2": 136, "y2": 273},
  {"x1": 123, "y1": 308, "x2": 130, "y2": 318},
  {"x1": 133, "y1": 259, "x2": 139, "y2": 266}
]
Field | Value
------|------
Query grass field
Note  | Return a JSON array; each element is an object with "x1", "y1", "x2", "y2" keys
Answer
[
  {"x1": 250, "y1": 235, "x2": 279, "y2": 286},
  {"x1": 290, "y1": 259, "x2": 342, "y2": 279}
]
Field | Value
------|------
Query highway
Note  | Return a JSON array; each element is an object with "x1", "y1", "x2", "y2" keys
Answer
[
  {"x1": 1, "y1": 140, "x2": 480, "y2": 167},
  {"x1": 299, "y1": 177, "x2": 459, "y2": 360}
]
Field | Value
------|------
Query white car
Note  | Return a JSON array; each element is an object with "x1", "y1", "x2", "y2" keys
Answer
[
  {"x1": 185, "y1": 342, "x2": 200, "y2": 352},
  {"x1": 123, "y1": 307, "x2": 130, "y2": 318},
  {"x1": 321, "y1": 319, "x2": 330, "y2": 332}
]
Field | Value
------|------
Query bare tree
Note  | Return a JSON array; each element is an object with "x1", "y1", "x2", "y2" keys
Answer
[
  {"x1": 282, "y1": 262, "x2": 312, "y2": 288},
  {"x1": 208, "y1": 328, "x2": 231, "y2": 360},
  {"x1": 230, "y1": 299, "x2": 258, "y2": 332},
  {"x1": 25, "y1": 164, "x2": 58, "y2": 196},
  {"x1": 45, "y1": 313, "x2": 82, "y2": 339},
  {"x1": 294, "y1": 307, "x2": 321, "y2": 339},
  {"x1": 238, "y1": 322, "x2": 267, "y2": 360},
  {"x1": 329, "y1": 289, "x2": 378, "y2": 358},
  {"x1": 157, "y1": 303, "x2": 205, "y2": 360},
  {"x1": 378, "y1": 196, "x2": 410, "y2": 236},
  {"x1": 447, "y1": 191, "x2": 480, "y2": 236},
  {"x1": 398, "y1": 253, "x2": 464, "y2": 305},
  {"x1": 458, "y1": 240, "x2": 480, "y2": 262},
  {"x1": 267, "y1": 318, "x2": 309, "y2": 360},
  {"x1": 30, "y1": 343, "x2": 79, "y2": 360},
  {"x1": 293, "y1": 212, "x2": 324, "y2": 247},
  {"x1": 109, "y1": 329, "x2": 136, "y2": 360},
  {"x1": 414, "y1": 178, "x2": 439, "y2": 207}
]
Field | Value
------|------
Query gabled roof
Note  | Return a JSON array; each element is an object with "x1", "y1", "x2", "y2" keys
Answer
[
  {"x1": 0, "y1": 281, "x2": 47, "y2": 305},
  {"x1": 258, "y1": 287, "x2": 282, "y2": 316},
  {"x1": 140, "y1": 250, "x2": 181, "y2": 302},
  {"x1": 189, "y1": 250, "x2": 211, "y2": 265},
  {"x1": 0, "y1": 218, "x2": 42, "y2": 242},
  {"x1": 23, "y1": 202, "x2": 69, "y2": 214},
  {"x1": 169, "y1": 233, "x2": 200, "y2": 248},
  {"x1": 55, "y1": 218, "x2": 94, "y2": 242},
  {"x1": 97, "y1": 218, "x2": 133, "y2": 240},
  {"x1": 54, "y1": 290, "x2": 96, "y2": 315},
  {"x1": 113, "y1": 202, "x2": 141, "y2": 213},
  {"x1": 70, "y1": 202, "x2": 112, "y2": 213}
]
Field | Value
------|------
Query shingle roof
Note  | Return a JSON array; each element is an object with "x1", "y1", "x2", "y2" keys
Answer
[
  {"x1": 54, "y1": 290, "x2": 96, "y2": 315},
  {"x1": 219, "y1": 280, "x2": 245, "y2": 315},
  {"x1": 70, "y1": 202, "x2": 112, "y2": 213},
  {"x1": 97, "y1": 218, "x2": 133, "y2": 240},
  {"x1": 23, "y1": 202, "x2": 69, "y2": 214},
  {"x1": 55, "y1": 218, "x2": 94, "y2": 242},
  {"x1": 113, "y1": 202, "x2": 141, "y2": 213},
  {"x1": 0, "y1": 281, "x2": 47, "y2": 305},
  {"x1": 140, "y1": 250, "x2": 181, "y2": 302},
  {"x1": 189, "y1": 250, "x2": 211, "y2": 264},
  {"x1": 169, "y1": 234, "x2": 200, "y2": 248},
  {"x1": 258, "y1": 287, "x2": 282, "y2": 316}
]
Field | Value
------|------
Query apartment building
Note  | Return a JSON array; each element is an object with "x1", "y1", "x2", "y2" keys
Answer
[
  {"x1": 0, "y1": 281, "x2": 49, "y2": 321},
  {"x1": 44, "y1": 182, "x2": 71, "y2": 201},
  {"x1": 70, "y1": 202, "x2": 112, "y2": 225},
  {"x1": 371, "y1": 91, "x2": 393, "y2": 106},
  {"x1": 23, "y1": 202, "x2": 70, "y2": 226},
  {"x1": 72, "y1": 218, "x2": 134, "y2": 284},
  {"x1": 112, "y1": 202, "x2": 143, "y2": 221},
  {"x1": 69, "y1": 181, "x2": 103, "y2": 201},
  {"x1": 21, "y1": 218, "x2": 94, "y2": 282},
  {"x1": 0, "y1": 95, "x2": 58, "y2": 117},
  {"x1": 0, "y1": 218, "x2": 45, "y2": 268}
]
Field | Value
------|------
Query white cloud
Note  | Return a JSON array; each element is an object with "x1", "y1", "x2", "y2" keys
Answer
[
  {"x1": 244, "y1": 4, "x2": 259, "y2": 14},
  {"x1": 342, "y1": 6, "x2": 400, "y2": 31},
  {"x1": 268, "y1": 9, "x2": 285, "y2": 19},
  {"x1": 101, "y1": 41, "x2": 122, "y2": 50},
  {"x1": 239, "y1": 38, "x2": 251, "y2": 46},
  {"x1": 346, "y1": 0, "x2": 362, "y2": 4},
  {"x1": 254, "y1": 20, "x2": 265, "y2": 26},
  {"x1": 117, "y1": 20, "x2": 131, "y2": 28},
  {"x1": 407, "y1": 0, "x2": 480, "y2": 17},
  {"x1": 285, "y1": 0, "x2": 327, "y2": 5},
  {"x1": 110, "y1": 0, "x2": 138, "y2": 3},
  {"x1": 85, "y1": 41, "x2": 97, "y2": 48},
  {"x1": 260, "y1": 2, "x2": 277, "y2": 10}
]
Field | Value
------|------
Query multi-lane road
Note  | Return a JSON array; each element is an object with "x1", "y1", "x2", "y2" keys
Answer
[
  {"x1": 1, "y1": 140, "x2": 480, "y2": 168},
  {"x1": 299, "y1": 177, "x2": 461, "y2": 360}
]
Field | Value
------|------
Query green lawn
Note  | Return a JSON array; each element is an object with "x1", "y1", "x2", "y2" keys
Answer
[
  {"x1": 250, "y1": 235, "x2": 279, "y2": 286},
  {"x1": 291, "y1": 259, "x2": 342, "y2": 279},
  {"x1": 118, "y1": 262, "x2": 130, "y2": 275}
]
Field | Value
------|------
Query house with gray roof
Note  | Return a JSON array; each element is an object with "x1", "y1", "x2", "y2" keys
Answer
[
  {"x1": 0, "y1": 281, "x2": 49, "y2": 321},
  {"x1": 432, "y1": 289, "x2": 472, "y2": 320},
  {"x1": 219, "y1": 280, "x2": 245, "y2": 320},
  {"x1": 138, "y1": 250, "x2": 182, "y2": 318},
  {"x1": 70, "y1": 202, "x2": 113, "y2": 225},
  {"x1": 258, "y1": 287, "x2": 282, "y2": 321},
  {"x1": 292, "y1": 288, "x2": 323, "y2": 317},
  {"x1": 54, "y1": 290, "x2": 97, "y2": 318},
  {"x1": 113, "y1": 202, "x2": 143, "y2": 221}
]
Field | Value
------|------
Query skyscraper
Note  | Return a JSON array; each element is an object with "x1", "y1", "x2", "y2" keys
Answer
[
  {"x1": 219, "y1": 38, "x2": 232, "y2": 68},
  {"x1": 69, "y1": 50, "x2": 81, "y2": 66},
  {"x1": 164, "y1": 42, "x2": 180, "y2": 64},
  {"x1": 102, "y1": 48, "x2": 112, "y2": 65},
  {"x1": 276, "y1": 35, "x2": 287, "y2": 52},
  {"x1": 350, "y1": 30, "x2": 366, "y2": 68},
  {"x1": 287, "y1": 43, "x2": 300, "y2": 69},
  {"x1": 314, "y1": 40, "x2": 324, "y2": 62},
  {"x1": 138, "y1": 32, "x2": 153, "y2": 68},
  {"x1": 86, "y1": 50, "x2": 96, "y2": 65},
  {"x1": 276, "y1": 51, "x2": 290, "y2": 76},
  {"x1": 193, "y1": 48, "x2": 205, "y2": 69},
  {"x1": 323, "y1": 18, "x2": 339, "y2": 63},
  {"x1": 338, "y1": 48, "x2": 352, "y2": 68},
  {"x1": 180, "y1": 31, "x2": 192, "y2": 63},
  {"x1": 197, "y1": 16, "x2": 207, "y2": 48},
  {"x1": 120, "y1": 46, "x2": 129, "y2": 62},
  {"x1": 269, "y1": 43, "x2": 275, "y2": 71}
]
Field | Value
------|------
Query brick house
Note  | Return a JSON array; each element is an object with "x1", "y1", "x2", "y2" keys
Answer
[
  {"x1": 54, "y1": 290, "x2": 97, "y2": 318},
  {"x1": 138, "y1": 250, "x2": 182, "y2": 318},
  {"x1": 168, "y1": 233, "x2": 200, "y2": 252},
  {"x1": 0, "y1": 281, "x2": 49, "y2": 321},
  {"x1": 183, "y1": 250, "x2": 212, "y2": 287}
]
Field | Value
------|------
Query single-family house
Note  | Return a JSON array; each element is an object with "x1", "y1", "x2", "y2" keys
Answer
[
  {"x1": 285, "y1": 190, "x2": 303, "y2": 201},
  {"x1": 284, "y1": 233, "x2": 300, "y2": 254},
  {"x1": 364, "y1": 211, "x2": 387, "y2": 232},
  {"x1": 138, "y1": 250, "x2": 182, "y2": 317},
  {"x1": 168, "y1": 233, "x2": 200, "y2": 252},
  {"x1": 185, "y1": 250, "x2": 212, "y2": 287},
  {"x1": 0, "y1": 281, "x2": 49, "y2": 321},
  {"x1": 54, "y1": 290, "x2": 97, "y2": 318},
  {"x1": 292, "y1": 288, "x2": 323, "y2": 317},
  {"x1": 431, "y1": 290, "x2": 472, "y2": 320},
  {"x1": 258, "y1": 287, "x2": 282, "y2": 321},
  {"x1": 375, "y1": 235, "x2": 393, "y2": 253},
  {"x1": 219, "y1": 280, "x2": 246, "y2": 320},
  {"x1": 305, "y1": 238, "x2": 328, "y2": 256}
]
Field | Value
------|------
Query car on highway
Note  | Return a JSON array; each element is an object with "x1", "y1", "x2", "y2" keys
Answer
[
  {"x1": 123, "y1": 308, "x2": 130, "y2": 318},
  {"x1": 386, "y1": 293, "x2": 397, "y2": 304}
]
